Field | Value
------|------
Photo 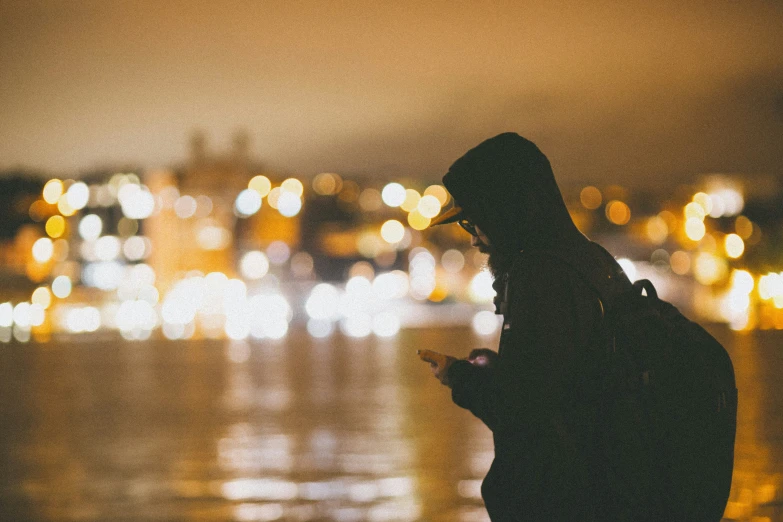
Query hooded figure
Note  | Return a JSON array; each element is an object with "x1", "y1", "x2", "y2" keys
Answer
[{"x1": 431, "y1": 133, "x2": 631, "y2": 521}]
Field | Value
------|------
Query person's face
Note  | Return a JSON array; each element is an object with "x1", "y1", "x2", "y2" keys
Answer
[{"x1": 459, "y1": 218, "x2": 491, "y2": 253}]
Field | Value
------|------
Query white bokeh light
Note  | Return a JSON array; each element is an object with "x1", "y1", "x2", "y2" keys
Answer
[
  {"x1": 381, "y1": 183, "x2": 406, "y2": 207},
  {"x1": 277, "y1": 192, "x2": 302, "y2": 217},
  {"x1": 78, "y1": 214, "x2": 103, "y2": 241},
  {"x1": 240, "y1": 251, "x2": 270, "y2": 280},
  {"x1": 32, "y1": 238, "x2": 54, "y2": 263},
  {"x1": 235, "y1": 189, "x2": 262, "y2": 217},
  {"x1": 66, "y1": 182, "x2": 90, "y2": 210},
  {"x1": 472, "y1": 310, "x2": 501, "y2": 336},
  {"x1": 52, "y1": 276, "x2": 72, "y2": 298}
]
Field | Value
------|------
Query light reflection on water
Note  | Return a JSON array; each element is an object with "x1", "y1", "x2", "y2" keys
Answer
[{"x1": 0, "y1": 326, "x2": 780, "y2": 521}]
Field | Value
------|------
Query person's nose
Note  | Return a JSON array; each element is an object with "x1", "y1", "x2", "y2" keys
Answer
[{"x1": 470, "y1": 235, "x2": 481, "y2": 247}]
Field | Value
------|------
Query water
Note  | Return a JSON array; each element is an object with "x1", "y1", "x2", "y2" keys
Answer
[{"x1": 0, "y1": 326, "x2": 781, "y2": 521}]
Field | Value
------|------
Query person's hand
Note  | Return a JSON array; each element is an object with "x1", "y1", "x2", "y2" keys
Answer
[
  {"x1": 417, "y1": 349, "x2": 457, "y2": 386},
  {"x1": 467, "y1": 348, "x2": 499, "y2": 368}
]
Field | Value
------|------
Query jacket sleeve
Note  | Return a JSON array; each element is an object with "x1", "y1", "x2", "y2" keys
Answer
[{"x1": 447, "y1": 256, "x2": 600, "y2": 434}]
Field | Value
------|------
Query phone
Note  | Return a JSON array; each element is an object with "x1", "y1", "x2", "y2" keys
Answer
[{"x1": 417, "y1": 349, "x2": 448, "y2": 367}]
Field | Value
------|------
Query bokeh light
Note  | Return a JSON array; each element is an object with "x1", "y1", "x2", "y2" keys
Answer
[
  {"x1": 423, "y1": 185, "x2": 450, "y2": 206},
  {"x1": 66, "y1": 182, "x2": 89, "y2": 210},
  {"x1": 580, "y1": 186, "x2": 602, "y2": 210},
  {"x1": 606, "y1": 200, "x2": 631, "y2": 225},
  {"x1": 724, "y1": 234, "x2": 745, "y2": 259},
  {"x1": 32, "y1": 237, "x2": 54, "y2": 263},
  {"x1": 277, "y1": 191, "x2": 302, "y2": 217},
  {"x1": 174, "y1": 195, "x2": 197, "y2": 218},
  {"x1": 407, "y1": 210, "x2": 430, "y2": 231},
  {"x1": 78, "y1": 214, "x2": 103, "y2": 241},
  {"x1": 51, "y1": 276, "x2": 72, "y2": 298},
  {"x1": 685, "y1": 217, "x2": 706, "y2": 241},
  {"x1": 42, "y1": 179, "x2": 64, "y2": 204},
  {"x1": 380, "y1": 220, "x2": 405, "y2": 244},
  {"x1": 240, "y1": 251, "x2": 270, "y2": 280},
  {"x1": 312, "y1": 173, "x2": 342, "y2": 196},
  {"x1": 281, "y1": 178, "x2": 304, "y2": 197},
  {"x1": 235, "y1": 189, "x2": 262, "y2": 217},
  {"x1": 249, "y1": 175, "x2": 272, "y2": 197},
  {"x1": 400, "y1": 189, "x2": 421, "y2": 212},
  {"x1": 381, "y1": 183, "x2": 406, "y2": 207},
  {"x1": 31, "y1": 287, "x2": 52, "y2": 309},
  {"x1": 417, "y1": 195, "x2": 442, "y2": 219},
  {"x1": 46, "y1": 215, "x2": 66, "y2": 238}
]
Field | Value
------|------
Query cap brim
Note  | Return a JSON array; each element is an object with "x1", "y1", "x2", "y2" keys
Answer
[{"x1": 429, "y1": 206, "x2": 464, "y2": 227}]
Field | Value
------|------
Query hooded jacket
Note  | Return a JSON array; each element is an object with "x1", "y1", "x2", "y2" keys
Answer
[{"x1": 442, "y1": 133, "x2": 626, "y2": 521}]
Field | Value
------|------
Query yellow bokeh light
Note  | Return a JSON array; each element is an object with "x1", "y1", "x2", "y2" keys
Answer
[
  {"x1": 684, "y1": 202, "x2": 706, "y2": 220},
  {"x1": 57, "y1": 194, "x2": 77, "y2": 216},
  {"x1": 380, "y1": 220, "x2": 405, "y2": 243},
  {"x1": 417, "y1": 195, "x2": 442, "y2": 219},
  {"x1": 645, "y1": 216, "x2": 668, "y2": 244},
  {"x1": 32, "y1": 287, "x2": 52, "y2": 309},
  {"x1": 605, "y1": 200, "x2": 631, "y2": 225},
  {"x1": 248, "y1": 175, "x2": 272, "y2": 197},
  {"x1": 684, "y1": 217, "x2": 706, "y2": 241},
  {"x1": 42, "y1": 179, "x2": 64, "y2": 204},
  {"x1": 692, "y1": 192, "x2": 713, "y2": 215},
  {"x1": 693, "y1": 252, "x2": 727, "y2": 286},
  {"x1": 724, "y1": 234, "x2": 745, "y2": 259},
  {"x1": 580, "y1": 186, "x2": 602, "y2": 210},
  {"x1": 267, "y1": 187, "x2": 281, "y2": 209},
  {"x1": 407, "y1": 209, "x2": 431, "y2": 230},
  {"x1": 45, "y1": 215, "x2": 66, "y2": 238},
  {"x1": 400, "y1": 189, "x2": 421, "y2": 212},
  {"x1": 281, "y1": 178, "x2": 304, "y2": 197},
  {"x1": 313, "y1": 173, "x2": 342, "y2": 196},
  {"x1": 730, "y1": 269, "x2": 754, "y2": 294},
  {"x1": 423, "y1": 185, "x2": 450, "y2": 206},
  {"x1": 734, "y1": 215, "x2": 753, "y2": 239}
]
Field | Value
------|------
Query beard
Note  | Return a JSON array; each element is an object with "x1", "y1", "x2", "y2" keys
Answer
[{"x1": 480, "y1": 243, "x2": 513, "y2": 280}]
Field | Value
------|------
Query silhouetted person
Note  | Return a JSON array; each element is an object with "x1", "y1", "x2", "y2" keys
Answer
[{"x1": 423, "y1": 133, "x2": 633, "y2": 520}]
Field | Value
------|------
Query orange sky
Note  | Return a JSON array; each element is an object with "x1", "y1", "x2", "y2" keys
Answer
[{"x1": 1, "y1": 1, "x2": 782, "y2": 187}]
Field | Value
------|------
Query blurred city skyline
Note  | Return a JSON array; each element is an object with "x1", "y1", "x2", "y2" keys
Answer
[{"x1": 2, "y1": 1, "x2": 783, "y2": 187}]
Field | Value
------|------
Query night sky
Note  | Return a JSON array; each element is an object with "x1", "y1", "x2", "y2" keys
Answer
[{"x1": 1, "y1": 1, "x2": 782, "y2": 187}]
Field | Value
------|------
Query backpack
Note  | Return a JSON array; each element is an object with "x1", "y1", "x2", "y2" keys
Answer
[{"x1": 526, "y1": 248, "x2": 737, "y2": 521}]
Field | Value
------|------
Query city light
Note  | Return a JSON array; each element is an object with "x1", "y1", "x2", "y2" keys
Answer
[
  {"x1": 174, "y1": 195, "x2": 198, "y2": 218},
  {"x1": 42, "y1": 179, "x2": 64, "y2": 204},
  {"x1": 66, "y1": 182, "x2": 89, "y2": 210},
  {"x1": 381, "y1": 183, "x2": 406, "y2": 207},
  {"x1": 580, "y1": 186, "x2": 602, "y2": 210},
  {"x1": 417, "y1": 195, "x2": 442, "y2": 219},
  {"x1": 249, "y1": 175, "x2": 272, "y2": 197},
  {"x1": 235, "y1": 189, "x2": 262, "y2": 217},
  {"x1": 380, "y1": 220, "x2": 405, "y2": 244},
  {"x1": 277, "y1": 191, "x2": 302, "y2": 217},
  {"x1": 78, "y1": 214, "x2": 103, "y2": 241},
  {"x1": 32, "y1": 237, "x2": 54, "y2": 263},
  {"x1": 240, "y1": 251, "x2": 270, "y2": 280},
  {"x1": 45, "y1": 215, "x2": 66, "y2": 238},
  {"x1": 724, "y1": 234, "x2": 745, "y2": 259},
  {"x1": 400, "y1": 189, "x2": 421, "y2": 212},
  {"x1": 51, "y1": 276, "x2": 72, "y2": 298},
  {"x1": 472, "y1": 310, "x2": 501, "y2": 336},
  {"x1": 118, "y1": 184, "x2": 155, "y2": 219}
]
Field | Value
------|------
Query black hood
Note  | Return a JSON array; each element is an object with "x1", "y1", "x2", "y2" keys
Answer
[{"x1": 442, "y1": 132, "x2": 585, "y2": 253}]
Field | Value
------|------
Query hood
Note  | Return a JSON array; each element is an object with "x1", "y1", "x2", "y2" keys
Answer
[{"x1": 442, "y1": 132, "x2": 585, "y2": 253}]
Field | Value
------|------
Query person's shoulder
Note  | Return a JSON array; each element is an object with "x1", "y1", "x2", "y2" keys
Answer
[{"x1": 509, "y1": 245, "x2": 604, "y2": 293}]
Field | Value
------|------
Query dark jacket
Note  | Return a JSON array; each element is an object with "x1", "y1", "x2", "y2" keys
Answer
[{"x1": 443, "y1": 133, "x2": 626, "y2": 521}]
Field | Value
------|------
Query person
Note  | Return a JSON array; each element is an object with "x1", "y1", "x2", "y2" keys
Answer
[{"x1": 422, "y1": 132, "x2": 632, "y2": 521}]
